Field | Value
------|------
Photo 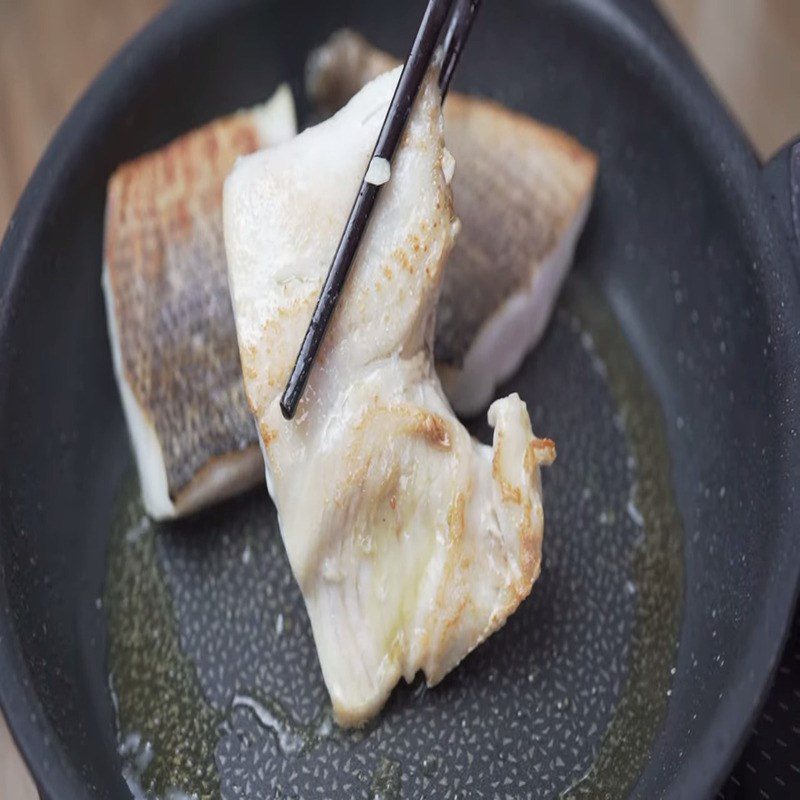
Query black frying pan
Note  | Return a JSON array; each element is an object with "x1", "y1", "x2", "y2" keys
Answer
[{"x1": 1, "y1": 1, "x2": 798, "y2": 798}]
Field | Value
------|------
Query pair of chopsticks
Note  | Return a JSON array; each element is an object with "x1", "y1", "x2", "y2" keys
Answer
[{"x1": 280, "y1": 0, "x2": 482, "y2": 420}]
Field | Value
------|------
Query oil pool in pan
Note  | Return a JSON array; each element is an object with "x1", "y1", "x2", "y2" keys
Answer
[{"x1": 104, "y1": 277, "x2": 684, "y2": 800}]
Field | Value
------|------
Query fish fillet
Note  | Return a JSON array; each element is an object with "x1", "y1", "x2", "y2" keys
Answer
[
  {"x1": 307, "y1": 30, "x2": 598, "y2": 415},
  {"x1": 103, "y1": 86, "x2": 296, "y2": 519},
  {"x1": 224, "y1": 68, "x2": 555, "y2": 725}
]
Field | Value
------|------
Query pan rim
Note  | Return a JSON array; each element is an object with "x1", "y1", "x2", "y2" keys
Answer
[
  {"x1": 0, "y1": 3, "x2": 260, "y2": 798},
  {"x1": 0, "y1": 1, "x2": 797, "y2": 799},
  {"x1": 565, "y1": 1, "x2": 800, "y2": 794}
]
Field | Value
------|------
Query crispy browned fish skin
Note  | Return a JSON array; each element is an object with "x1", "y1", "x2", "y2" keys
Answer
[
  {"x1": 104, "y1": 98, "x2": 293, "y2": 519},
  {"x1": 307, "y1": 30, "x2": 598, "y2": 414}
]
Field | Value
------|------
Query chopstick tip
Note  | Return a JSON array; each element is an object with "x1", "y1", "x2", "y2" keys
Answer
[{"x1": 280, "y1": 391, "x2": 297, "y2": 420}]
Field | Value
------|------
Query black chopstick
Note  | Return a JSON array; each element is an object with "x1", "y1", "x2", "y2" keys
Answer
[
  {"x1": 280, "y1": 0, "x2": 481, "y2": 420},
  {"x1": 439, "y1": 0, "x2": 482, "y2": 97}
]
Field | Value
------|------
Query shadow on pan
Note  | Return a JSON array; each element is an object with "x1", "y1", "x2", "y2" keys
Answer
[{"x1": 0, "y1": 0, "x2": 798, "y2": 799}]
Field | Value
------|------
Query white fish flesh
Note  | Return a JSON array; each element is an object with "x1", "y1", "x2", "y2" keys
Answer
[
  {"x1": 224, "y1": 68, "x2": 555, "y2": 725},
  {"x1": 103, "y1": 86, "x2": 296, "y2": 519},
  {"x1": 307, "y1": 30, "x2": 598, "y2": 415}
]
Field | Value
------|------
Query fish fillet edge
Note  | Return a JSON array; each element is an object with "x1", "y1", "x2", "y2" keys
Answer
[{"x1": 103, "y1": 84, "x2": 296, "y2": 520}]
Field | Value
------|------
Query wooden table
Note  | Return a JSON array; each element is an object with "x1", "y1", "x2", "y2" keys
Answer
[{"x1": 0, "y1": 0, "x2": 799, "y2": 795}]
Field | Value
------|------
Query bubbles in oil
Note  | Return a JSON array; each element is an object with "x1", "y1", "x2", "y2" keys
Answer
[{"x1": 370, "y1": 758, "x2": 401, "y2": 800}]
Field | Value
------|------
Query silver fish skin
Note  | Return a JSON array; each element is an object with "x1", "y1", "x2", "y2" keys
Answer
[{"x1": 103, "y1": 86, "x2": 296, "y2": 520}]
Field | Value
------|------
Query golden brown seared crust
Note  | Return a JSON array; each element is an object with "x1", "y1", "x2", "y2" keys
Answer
[
  {"x1": 104, "y1": 113, "x2": 265, "y2": 502},
  {"x1": 447, "y1": 491, "x2": 466, "y2": 546},
  {"x1": 411, "y1": 411, "x2": 452, "y2": 450},
  {"x1": 483, "y1": 417, "x2": 552, "y2": 632},
  {"x1": 526, "y1": 437, "x2": 557, "y2": 472},
  {"x1": 348, "y1": 403, "x2": 452, "y2": 449},
  {"x1": 491, "y1": 430, "x2": 524, "y2": 506},
  {"x1": 242, "y1": 288, "x2": 320, "y2": 404},
  {"x1": 259, "y1": 422, "x2": 278, "y2": 449}
]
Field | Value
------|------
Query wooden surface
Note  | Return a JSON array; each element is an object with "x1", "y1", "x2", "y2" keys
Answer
[
  {"x1": 661, "y1": 0, "x2": 800, "y2": 158},
  {"x1": 1, "y1": 0, "x2": 799, "y2": 233},
  {"x1": 0, "y1": 0, "x2": 166, "y2": 229},
  {"x1": 1, "y1": 714, "x2": 37, "y2": 800},
  {"x1": 0, "y1": 0, "x2": 799, "y2": 795}
]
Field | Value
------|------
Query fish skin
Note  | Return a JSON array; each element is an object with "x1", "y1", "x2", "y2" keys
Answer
[
  {"x1": 103, "y1": 87, "x2": 296, "y2": 520},
  {"x1": 307, "y1": 30, "x2": 598, "y2": 415},
  {"x1": 225, "y1": 68, "x2": 555, "y2": 725}
]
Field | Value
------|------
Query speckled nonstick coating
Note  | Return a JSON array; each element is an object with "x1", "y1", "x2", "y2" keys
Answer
[
  {"x1": 104, "y1": 280, "x2": 682, "y2": 799},
  {"x1": 0, "y1": 1, "x2": 798, "y2": 799}
]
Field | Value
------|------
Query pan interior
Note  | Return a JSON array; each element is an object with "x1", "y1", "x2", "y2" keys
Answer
[
  {"x1": 105, "y1": 276, "x2": 683, "y2": 800},
  {"x1": 3, "y1": 2, "x2": 794, "y2": 799}
]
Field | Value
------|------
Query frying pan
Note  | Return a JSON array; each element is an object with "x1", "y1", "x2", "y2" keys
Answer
[{"x1": 0, "y1": 0, "x2": 798, "y2": 798}]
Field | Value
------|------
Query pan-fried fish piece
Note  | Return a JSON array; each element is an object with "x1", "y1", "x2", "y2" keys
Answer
[
  {"x1": 307, "y1": 30, "x2": 598, "y2": 415},
  {"x1": 103, "y1": 86, "x2": 296, "y2": 520},
  {"x1": 225, "y1": 68, "x2": 555, "y2": 725},
  {"x1": 104, "y1": 35, "x2": 594, "y2": 521}
]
